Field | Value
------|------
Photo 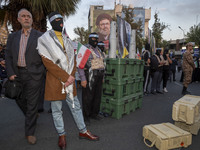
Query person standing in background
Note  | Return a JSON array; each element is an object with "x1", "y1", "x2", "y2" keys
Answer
[
  {"x1": 142, "y1": 43, "x2": 151, "y2": 95},
  {"x1": 5, "y1": 8, "x2": 45, "y2": 144},
  {"x1": 182, "y1": 42, "x2": 195, "y2": 95},
  {"x1": 78, "y1": 33, "x2": 105, "y2": 124},
  {"x1": 162, "y1": 49, "x2": 172, "y2": 92},
  {"x1": 170, "y1": 56, "x2": 178, "y2": 81},
  {"x1": 150, "y1": 48, "x2": 164, "y2": 94},
  {"x1": 192, "y1": 56, "x2": 199, "y2": 82}
]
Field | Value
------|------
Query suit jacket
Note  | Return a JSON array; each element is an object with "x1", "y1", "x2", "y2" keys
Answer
[{"x1": 5, "y1": 29, "x2": 45, "y2": 80}]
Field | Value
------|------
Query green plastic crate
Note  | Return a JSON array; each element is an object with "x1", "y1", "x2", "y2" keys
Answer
[
  {"x1": 136, "y1": 93, "x2": 143, "y2": 109},
  {"x1": 129, "y1": 94, "x2": 138, "y2": 112},
  {"x1": 100, "y1": 96, "x2": 134, "y2": 119},
  {"x1": 137, "y1": 59, "x2": 144, "y2": 77},
  {"x1": 105, "y1": 58, "x2": 130, "y2": 80},
  {"x1": 102, "y1": 79, "x2": 133, "y2": 99},
  {"x1": 131, "y1": 59, "x2": 144, "y2": 77},
  {"x1": 128, "y1": 77, "x2": 144, "y2": 94},
  {"x1": 100, "y1": 94, "x2": 139, "y2": 119}
]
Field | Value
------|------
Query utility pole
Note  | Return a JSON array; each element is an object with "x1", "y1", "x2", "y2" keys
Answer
[{"x1": 178, "y1": 26, "x2": 185, "y2": 48}]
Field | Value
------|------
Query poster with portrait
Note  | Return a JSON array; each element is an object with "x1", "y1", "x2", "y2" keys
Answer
[{"x1": 93, "y1": 10, "x2": 114, "y2": 52}]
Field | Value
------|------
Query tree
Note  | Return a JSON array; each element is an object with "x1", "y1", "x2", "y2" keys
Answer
[
  {"x1": 122, "y1": 6, "x2": 144, "y2": 53},
  {"x1": 186, "y1": 25, "x2": 200, "y2": 47},
  {"x1": 0, "y1": 0, "x2": 80, "y2": 32},
  {"x1": 152, "y1": 12, "x2": 168, "y2": 48},
  {"x1": 161, "y1": 40, "x2": 170, "y2": 49},
  {"x1": 74, "y1": 27, "x2": 90, "y2": 44}
]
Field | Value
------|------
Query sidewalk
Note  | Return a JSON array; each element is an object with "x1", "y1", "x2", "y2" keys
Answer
[{"x1": 0, "y1": 71, "x2": 199, "y2": 150}]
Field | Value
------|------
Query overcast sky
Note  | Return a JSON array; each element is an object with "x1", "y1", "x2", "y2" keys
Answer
[{"x1": 64, "y1": 0, "x2": 200, "y2": 41}]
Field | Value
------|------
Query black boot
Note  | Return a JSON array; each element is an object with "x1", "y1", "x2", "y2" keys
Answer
[{"x1": 182, "y1": 86, "x2": 191, "y2": 95}]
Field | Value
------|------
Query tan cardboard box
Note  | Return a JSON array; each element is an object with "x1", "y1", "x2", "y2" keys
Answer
[
  {"x1": 172, "y1": 95, "x2": 200, "y2": 124},
  {"x1": 143, "y1": 122, "x2": 192, "y2": 150}
]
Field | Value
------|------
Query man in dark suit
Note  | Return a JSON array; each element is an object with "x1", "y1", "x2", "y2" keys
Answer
[{"x1": 5, "y1": 8, "x2": 45, "y2": 145}]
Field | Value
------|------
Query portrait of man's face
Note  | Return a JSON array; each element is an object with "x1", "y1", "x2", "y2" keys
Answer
[{"x1": 98, "y1": 19, "x2": 110, "y2": 36}]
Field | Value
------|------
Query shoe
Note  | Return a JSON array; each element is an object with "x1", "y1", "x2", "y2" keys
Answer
[
  {"x1": 182, "y1": 86, "x2": 191, "y2": 95},
  {"x1": 79, "y1": 130, "x2": 99, "y2": 141},
  {"x1": 58, "y1": 135, "x2": 66, "y2": 150},
  {"x1": 163, "y1": 88, "x2": 168, "y2": 93},
  {"x1": 26, "y1": 136, "x2": 36, "y2": 145},
  {"x1": 182, "y1": 90, "x2": 191, "y2": 95},
  {"x1": 156, "y1": 91, "x2": 163, "y2": 94}
]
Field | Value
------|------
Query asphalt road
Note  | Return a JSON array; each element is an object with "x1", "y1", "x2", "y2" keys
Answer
[{"x1": 0, "y1": 71, "x2": 200, "y2": 150}]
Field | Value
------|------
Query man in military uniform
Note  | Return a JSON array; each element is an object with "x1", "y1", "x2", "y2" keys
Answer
[{"x1": 182, "y1": 42, "x2": 195, "y2": 95}]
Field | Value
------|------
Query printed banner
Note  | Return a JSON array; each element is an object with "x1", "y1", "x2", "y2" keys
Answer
[{"x1": 117, "y1": 16, "x2": 131, "y2": 58}]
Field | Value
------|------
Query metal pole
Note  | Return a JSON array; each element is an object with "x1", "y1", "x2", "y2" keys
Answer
[
  {"x1": 109, "y1": 21, "x2": 117, "y2": 58},
  {"x1": 178, "y1": 26, "x2": 185, "y2": 47},
  {"x1": 129, "y1": 30, "x2": 136, "y2": 58}
]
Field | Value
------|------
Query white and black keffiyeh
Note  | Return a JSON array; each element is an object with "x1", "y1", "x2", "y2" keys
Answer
[{"x1": 37, "y1": 28, "x2": 75, "y2": 107}]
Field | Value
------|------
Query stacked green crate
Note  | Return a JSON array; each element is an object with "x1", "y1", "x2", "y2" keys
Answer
[
  {"x1": 101, "y1": 94, "x2": 138, "y2": 119},
  {"x1": 105, "y1": 58, "x2": 130, "y2": 80},
  {"x1": 136, "y1": 92, "x2": 143, "y2": 109},
  {"x1": 102, "y1": 79, "x2": 133, "y2": 99},
  {"x1": 129, "y1": 59, "x2": 144, "y2": 78},
  {"x1": 101, "y1": 58, "x2": 144, "y2": 119}
]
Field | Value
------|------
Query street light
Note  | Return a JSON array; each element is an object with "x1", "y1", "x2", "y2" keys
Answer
[{"x1": 178, "y1": 26, "x2": 185, "y2": 47}]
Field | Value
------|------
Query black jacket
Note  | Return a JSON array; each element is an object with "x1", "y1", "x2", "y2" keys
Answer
[{"x1": 5, "y1": 29, "x2": 45, "y2": 80}]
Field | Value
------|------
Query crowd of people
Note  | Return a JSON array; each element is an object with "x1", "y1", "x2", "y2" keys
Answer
[
  {"x1": 142, "y1": 42, "x2": 199, "y2": 96},
  {"x1": 3, "y1": 9, "x2": 103, "y2": 150},
  {"x1": 0, "y1": 8, "x2": 199, "y2": 150}
]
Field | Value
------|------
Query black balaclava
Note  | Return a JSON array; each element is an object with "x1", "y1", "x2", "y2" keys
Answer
[
  {"x1": 48, "y1": 11, "x2": 63, "y2": 32},
  {"x1": 145, "y1": 43, "x2": 150, "y2": 51},
  {"x1": 97, "y1": 41, "x2": 105, "y2": 52},
  {"x1": 156, "y1": 49, "x2": 161, "y2": 56},
  {"x1": 89, "y1": 32, "x2": 99, "y2": 48},
  {"x1": 163, "y1": 49, "x2": 169, "y2": 60}
]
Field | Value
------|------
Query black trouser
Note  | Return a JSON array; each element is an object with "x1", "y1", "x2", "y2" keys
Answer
[
  {"x1": 163, "y1": 68, "x2": 169, "y2": 88},
  {"x1": 38, "y1": 78, "x2": 45, "y2": 111},
  {"x1": 82, "y1": 70, "x2": 104, "y2": 119},
  {"x1": 16, "y1": 68, "x2": 42, "y2": 136},
  {"x1": 171, "y1": 69, "x2": 176, "y2": 81}
]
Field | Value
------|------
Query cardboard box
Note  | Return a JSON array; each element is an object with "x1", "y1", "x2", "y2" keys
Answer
[
  {"x1": 143, "y1": 123, "x2": 192, "y2": 150},
  {"x1": 172, "y1": 95, "x2": 200, "y2": 124}
]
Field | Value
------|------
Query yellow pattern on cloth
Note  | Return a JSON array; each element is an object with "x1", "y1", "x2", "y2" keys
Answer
[{"x1": 54, "y1": 31, "x2": 64, "y2": 48}]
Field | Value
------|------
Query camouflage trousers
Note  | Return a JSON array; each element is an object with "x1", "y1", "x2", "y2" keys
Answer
[{"x1": 183, "y1": 71, "x2": 192, "y2": 87}]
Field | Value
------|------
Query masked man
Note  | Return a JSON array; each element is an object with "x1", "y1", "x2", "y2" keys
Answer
[
  {"x1": 78, "y1": 33, "x2": 105, "y2": 124},
  {"x1": 37, "y1": 12, "x2": 99, "y2": 150},
  {"x1": 150, "y1": 48, "x2": 165, "y2": 94}
]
